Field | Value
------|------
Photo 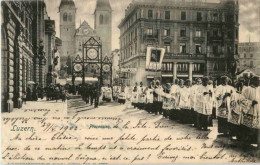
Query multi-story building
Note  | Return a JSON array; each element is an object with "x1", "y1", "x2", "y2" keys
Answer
[
  {"x1": 118, "y1": 0, "x2": 239, "y2": 85},
  {"x1": 238, "y1": 42, "x2": 260, "y2": 76},
  {"x1": 1, "y1": 0, "x2": 55, "y2": 112}
]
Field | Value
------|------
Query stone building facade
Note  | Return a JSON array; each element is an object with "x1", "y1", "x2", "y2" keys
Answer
[
  {"x1": 118, "y1": 0, "x2": 239, "y2": 85},
  {"x1": 238, "y1": 42, "x2": 260, "y2": 76},
  {"x1": 1, "y1": 0, "x2": 56, "y2": 112}
]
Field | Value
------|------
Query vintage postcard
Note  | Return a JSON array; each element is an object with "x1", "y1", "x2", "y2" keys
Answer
[{"x1": 1, "y1": 0, "x2": 260, "y2": 164}]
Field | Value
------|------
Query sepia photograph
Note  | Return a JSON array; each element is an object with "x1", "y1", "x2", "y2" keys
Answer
[{"x1": 1, "y1": 0, "x2": 260, "y2": 164}]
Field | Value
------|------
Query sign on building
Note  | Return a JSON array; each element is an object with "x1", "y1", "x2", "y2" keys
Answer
[{"x1": 146, "y1": 46, "x2": 165, "y2": 71}]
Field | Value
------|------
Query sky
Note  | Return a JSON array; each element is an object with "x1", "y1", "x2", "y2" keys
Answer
[{"x1": 45, "y1": 0, "x2": 260, "y2": 50}]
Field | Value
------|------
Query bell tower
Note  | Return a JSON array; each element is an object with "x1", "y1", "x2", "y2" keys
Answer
[
  {"x1": 59, "y1": 0, "x2": 76, "y2": 65},
  {"x1": 94, "y1": 0, "x2": 112, "y2": 58}
]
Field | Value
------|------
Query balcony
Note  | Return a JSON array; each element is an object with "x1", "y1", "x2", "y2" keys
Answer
[
  {"x1": 164, "y1": 53, "x2": 206, "y2": 59},
  {"x1": 144, "y1": 34, "x2": 158, "y2": 41},
  {"x1": 193, "y1": 37, "x2": 205, "y2": 42},
  {"x1": 209, "y1": 36, "x2": 223, "y2": 43}
]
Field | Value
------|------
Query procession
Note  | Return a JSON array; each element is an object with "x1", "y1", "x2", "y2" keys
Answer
[{"x1": 75, "y1": 75, "x2": 260, "y2": 146}]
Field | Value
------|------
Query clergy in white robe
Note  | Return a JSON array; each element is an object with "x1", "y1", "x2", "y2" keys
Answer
[
  {"x1": 195, "y1": 77, "x2": 214, "y2": 130},
  {"x1": 169, "y1": 80, "x2": 180, "y2": 120},
  {"x1": 236, "y1": 77, "x2": 260, "y2": 143},
  {"x1": 137, "y1": 82, "x2": 146, "y2": 110},
  {"x1": 215, "y1": 76, "x2": 235, "y2": 135},
  {"x1": 131, "y1": 84, "x2": 139, "y2": 108},
  {"x1": 162, "y1": 83, "x2": 173, "y2": 118},
  {"x1": 179, "y1": 80, "x2": 192, "y2": 124},
  {"x1": 144, "y1": 86, "x2": 154, "y2": 113},
  {"x1": 153, "y1": 80, "x2": 164, "y2": 115}
]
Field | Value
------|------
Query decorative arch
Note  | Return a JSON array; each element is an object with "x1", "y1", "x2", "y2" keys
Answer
[
  {"x1": 99, "y1": 14, "x2": 104, "y2": 24},
  {"x1": 68, "y1": 13, "x2": 72, "y2": 22},
  {"x1": 63, "y1": 12, "x2": 67, "y2": 22}
]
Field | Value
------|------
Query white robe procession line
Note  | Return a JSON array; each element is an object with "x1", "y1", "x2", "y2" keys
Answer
[
  {"x1": 240, "y1": 86, "x2": 260, "y2": 129},
  {"x1": 154, "y1": 86, "x2": 164, "y2": 102},
  {"x1": 138, "y1": 86, "x2": 146, "y2": 103},
  {"x1": 146, "y1": 88, "x2": 154, "y2": 104},
  {"x1": 179, "y1": 87, "x2": 191, "y2": 110},
  {"x1": 215, "y1": 85, "x2": 235, "y2": 119},
  {"x1": 195, "y1": 85, "x2": 214, "y2": 115},
  {"x1": 131, "y1": 87, "x2": 138, "y2": 104}
]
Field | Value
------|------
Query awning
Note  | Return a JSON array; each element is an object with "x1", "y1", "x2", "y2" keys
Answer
[
  {"x1": 177, "y1": 75, "x2": 188, "y2": 77},
  {"x1": 146, "y1": 76, "x2": 155, "y2": 79},
  {"x1": 66, "y1": 77, "x2": 98, "y2": 85},
  {"x1": 193, "y1": 75, "x2": 203, "y2": 77},
  {"x1": 162, "y1": 74, "x2": 173, "y2": 77},
  {"x1": 56, "y1": 79, "x2": 67, "y2": 85}
]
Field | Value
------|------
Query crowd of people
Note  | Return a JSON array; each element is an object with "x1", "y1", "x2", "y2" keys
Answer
[
  {"x1": 79, "y1": 83, "x2": 100, "y2": 108},
  {"x1": 114, "y1": 76, "x2": 259, "y2": 145},
  {"x1": 23, "y1": 83, "x2": 68, "y2": 103}
]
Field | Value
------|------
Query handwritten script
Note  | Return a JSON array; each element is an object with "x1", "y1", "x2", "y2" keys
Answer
[{"x1": 1, "y1": 107, "x2": 259, "y2": 164}]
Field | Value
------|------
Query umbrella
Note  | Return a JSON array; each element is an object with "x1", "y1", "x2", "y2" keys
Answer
[{"x1": 27, "y1": 81, "x2": 35, "y2": 85}]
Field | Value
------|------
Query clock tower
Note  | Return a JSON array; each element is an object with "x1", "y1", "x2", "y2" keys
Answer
[
  {"x1": 59, "y1": 0, "x2": 76, "y2": 66},
  {"x1": 75, "y1": 20, "x2": 100, "y2": 59},
  {"x1": 94, "y1": 0, "x2": 112, "y2": 59}
]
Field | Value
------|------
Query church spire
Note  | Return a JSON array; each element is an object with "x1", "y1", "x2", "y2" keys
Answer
[{"x1": 95, "y1": 0, "x2": 112, "y2": 13}]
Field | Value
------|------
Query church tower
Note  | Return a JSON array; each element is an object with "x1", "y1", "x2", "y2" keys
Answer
[
  {"x1": 94, "y1": 0, "x2": 112, "y2": 58},
  {"x1": 59, "y1": 0, "x2": 76, "y2": 66}
]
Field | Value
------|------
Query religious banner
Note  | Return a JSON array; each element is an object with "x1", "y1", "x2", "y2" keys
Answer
[{"x1": 146, "y1": 46, "x2": 165, "y2": 71}]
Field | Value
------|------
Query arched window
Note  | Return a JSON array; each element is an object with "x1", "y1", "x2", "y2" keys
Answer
[
  {"x1": 63, "y1": 12, "x2": 67, "y2": 22},
  {"x1": 68, "y1": 13, "x2": 72, "y2": 22},
  {"x1": 99, "y1": 14, "x2": 104, "y2": 24}
]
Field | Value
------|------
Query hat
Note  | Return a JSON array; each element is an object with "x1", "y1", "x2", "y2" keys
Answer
[
  {"x1": 155, "y1": 80, "x2": 160, "y2": 85},
  {"x1": 202, "y1": 76, "x2": 209, "y2": 82},
  {"x1": 196, "y1": 77, "x2": 202, "y2": 81}
]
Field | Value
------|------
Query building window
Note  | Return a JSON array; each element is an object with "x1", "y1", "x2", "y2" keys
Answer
[
  {"x1": 63, "y1": 13, "x2": 67, "y2": 21},
  {"x1": 193, "y1": 63, "x2": 203, "y2": 72},
  {"x1": 164, "y1": 42, "x2": 171, "y2": 53},
  {"x1": 213, "y1": 45, "x2": 218, "y2": 54},
  {"x1": 180, "y1": 29, "x2": 186, "y2": 37},
  {"x1": 250, "y1": 54, "x2": 253, "y2": 58},
  {"x1": 213, "y1": 13, "x2": 218, "y2": 21},
  {"x1": 68, "y1": 13, "x2": 72, "y2": 22},
  {"x1": 244, "y1": 53, "x2": 246, "y2": 58},
  {"x1": 162, "y1": 62, "x2": 173, "y2": 72},
  {"x1": 181, "y1": 11, "x2": 186, "y2": 20},
  {"x1": 148, "y1": 9, "x2": 153, "y2": 19},
  {"x1": 196, "y1": 30, "x2": 201, "y2": 37},
  {"x1": 250, "y1": 61, "x2": 253, "y2": 67},
  {"x1": 99, "y1": 14, "x2": 104, "y2": 24},
  {"x1": 213, "y1": 30, "x2": 218, "y2": 37},
  {"x1": 196, "y1": 44, "x2": 201, "y2": 54},
  {"x1": 163, "y1": 28, "x2": 170, "y2": 36},
  {"x1": 177, "y1": 63, "x2": 188, "y2": 72},
  {"x1": 235, "y1": 44, "x2": 238, "y2": 54},
  {"x1": 147, "y1": 28, "x2": 153, "y2": 36},
  {"x1": 228, "y1": 31, "x2": 233, "y2": 39},
  {"x1": 197, "y1": 12, "x2": 202, "y2": 21},
  {"x1": 165, "y1": 11, "x2": 170, "y2": 20},
  {"x1": 180, "y1": 43, "x2": 186, "y2": 54},
  {"x1": 79, "y1": 42, "x2": 82, "y2": 51},
  {"x1": 235, "y1": 29, "x2": 238, "y2": 39}
]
